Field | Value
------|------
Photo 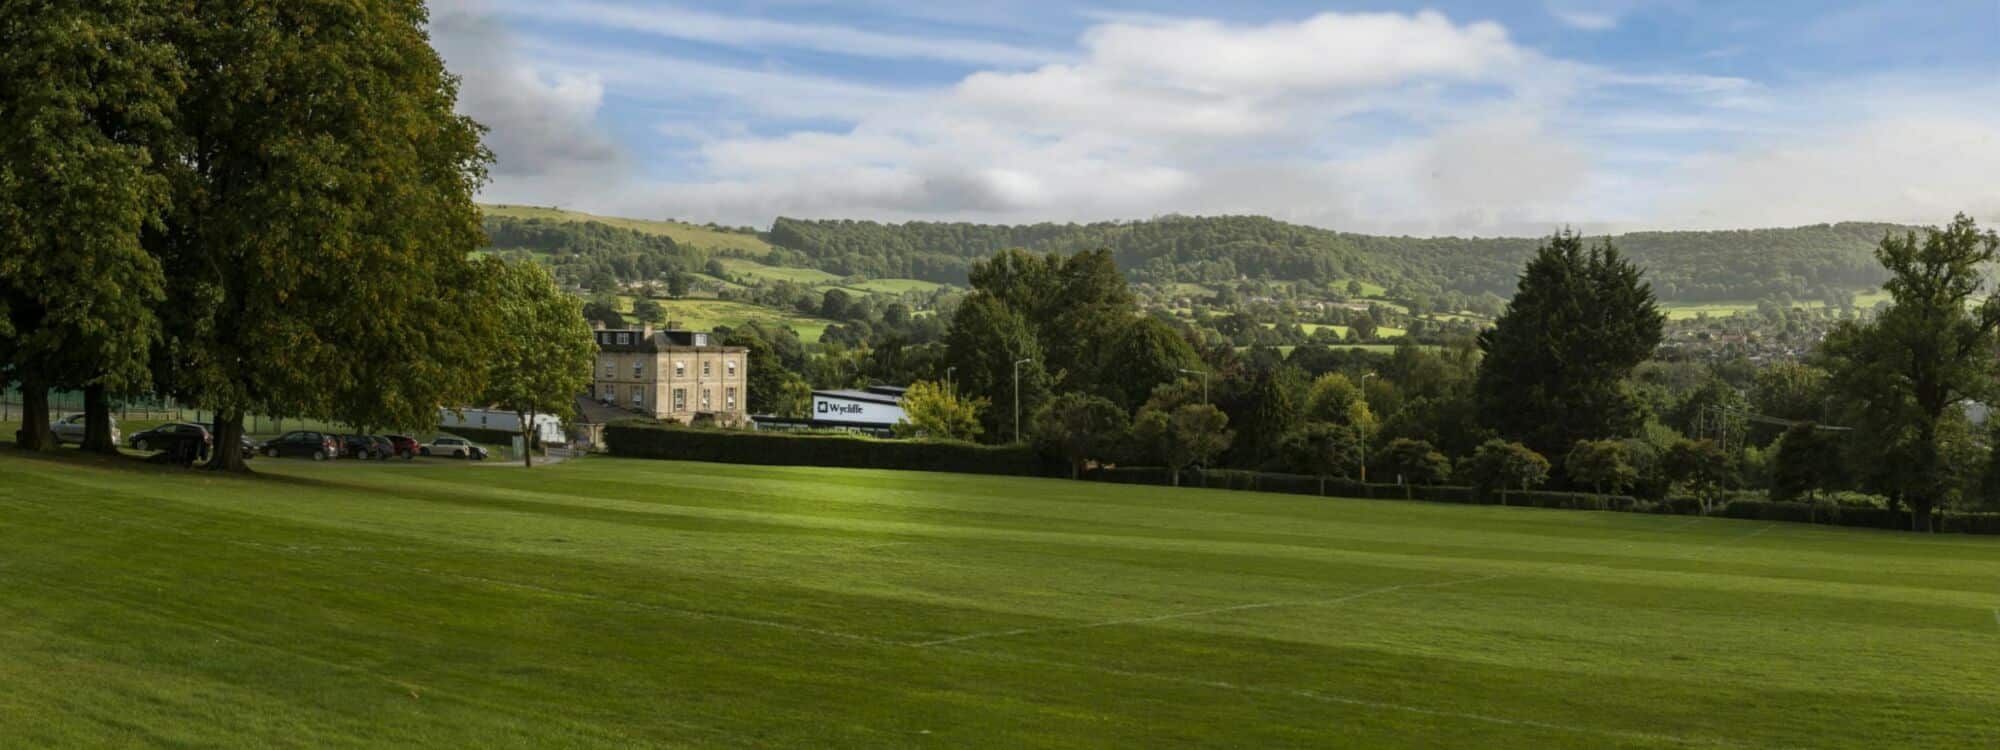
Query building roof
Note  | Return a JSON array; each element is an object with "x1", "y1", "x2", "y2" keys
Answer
[
  {"x1": 813, "y1": 388, "x2": 904, "y2": 406},
  {"x1": 593, "y1": 327, "x2": 743, "y2": 353}
]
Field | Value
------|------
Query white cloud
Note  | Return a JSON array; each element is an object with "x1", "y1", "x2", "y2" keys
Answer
[{"x1": 428, "y1": 0, "x2": 623, "y2": 184}]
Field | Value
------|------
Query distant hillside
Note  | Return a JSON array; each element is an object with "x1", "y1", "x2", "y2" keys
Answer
[
  {"x1": 482, "y1": 204, "x2": 772, "y2": 255},
  {"x1": 767, "y1": 216, "x2": 1905, "y2": 303}
]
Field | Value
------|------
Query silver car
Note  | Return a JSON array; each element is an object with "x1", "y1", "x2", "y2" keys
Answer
[{"x1": 51, "y1": 414, "x2": 120, "y2": 446}]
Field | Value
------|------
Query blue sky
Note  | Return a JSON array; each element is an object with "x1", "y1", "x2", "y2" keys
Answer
[{"x1": 429, "y1": 1, "x2": 2000, "y2": 235}]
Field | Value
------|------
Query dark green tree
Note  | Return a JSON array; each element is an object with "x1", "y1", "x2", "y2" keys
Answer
[
  {"x1": 1475, "y1": 230, "x2": 1663, "y2": 459},
  {"x1": 1030, "y1": 392, "x2": 1130, "y2": 479},
  {"x1": 1281, "y1": 422, "x2": 1364, "y2": 493},
  {"x1": 0, "y1": 0, "x2": 179, "y2": 452},
  {"x1": 1664, "y1": 439, "x2": 1734, "y2": 514},
  {"x1": 1819, "y1": 216, "x2": 2000, "y2": 531},
  {"x1": 630, "y1": 297, "x2": 664, "y2": 323},
  {"x1": 1770, "y1": 423, "x2": 1843, "y2": 503},
  {"x1": 1375, "y1": 438, "x2": 1452, "y2": 486},
  {"x1": 1235, "y1": 365, "x2": 1307, "y2": 468},
  {"x1": 944, "y1": 294, "x2": 1049, "y2": 442},
  {"x1": 1460, "y1": 439, "x2": 1550, "y2": 505},
  {"x1": 1566, "y1": 439, "x2": 1638, "y2": 498},
  {"x1": 151, "y1": 0, "x2": 495, "y2": 469},
  {"x1": 1095, "y1": 316, "x2": 1197, "y2": 410},
  {"x1": 1133, "y1": 403, "x2": 1232, "y2": 487}
]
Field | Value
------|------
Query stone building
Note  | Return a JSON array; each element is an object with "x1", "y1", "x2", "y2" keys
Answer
[{"x1": 591, "y1": 323, "x2": 748, "y2": 426}]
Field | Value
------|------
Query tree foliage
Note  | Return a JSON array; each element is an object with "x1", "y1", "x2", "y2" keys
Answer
[
  {"x1": 1281, "y1": 422, "x2": 1363, "y2": 483},
  {"x1": 896, "y1": 380, "x2": 986, "y2": 442},
  {"x1": 1375, "y1": 438, "x2": 1452, "y2": 485},
  {"x1": 1030, "y1": 392, "x2": 1130, "y2": 479},
  {"x1": 479, "y1": 259, "x2": 594, "y2": 466},
  {"x1": 1819, "y1": 216, "x2": 2000, "y2": 530},
  {"x1": 1134, "y1": 403, "x2": 1232, "y2": 487},
  {"x1": 1460, "y1": 440, "x2": 1550, "y2": 504},
  {"x1": 1566, "y1": 439, "x2": 1638, "y2": 497},
  {"x1": 1475, "y1": 230, "x2": 1664, "y2": 459}
]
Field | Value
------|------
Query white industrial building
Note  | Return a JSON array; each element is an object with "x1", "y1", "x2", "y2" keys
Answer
[{"x1": 439, "y1": 407, "x2": 565, "y2": 443}]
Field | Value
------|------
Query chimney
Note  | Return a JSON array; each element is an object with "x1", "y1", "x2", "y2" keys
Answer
[
  {"x1": 591, "y1": 319, "x2": 605, "y2": 331},
  {"x1": 641, "y1": 323, "x2": 655, "y2": 339},
  {"x1": 665, "y1": 319, "x2": 683, "y2": 331}
]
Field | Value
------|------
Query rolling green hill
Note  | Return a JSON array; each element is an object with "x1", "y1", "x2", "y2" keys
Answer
[
  {"x1": 4, "y1": 451, "x2": 1997, "y2": 747},
  {"x1": 483, "y1": 204, "x2": 773, "y2": 254}
]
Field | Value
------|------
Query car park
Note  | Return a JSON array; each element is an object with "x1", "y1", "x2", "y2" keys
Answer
[
  {"x1": 421, "y1": 436, "x2": 486, "y2": 460},
  {"x1": 259, "y1": 431, "x2": 340, "y2": 460},
  {"x1": 50, "y1": 414, "x2": 119, "y2": 446},
  {"x1": 339, "y1": 434, "x2": 388, "y2": 460}
]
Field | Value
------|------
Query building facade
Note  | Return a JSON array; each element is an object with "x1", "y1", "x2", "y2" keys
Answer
[{"x1": 592, "y1": 324, "x2": 749, "y2": 426}]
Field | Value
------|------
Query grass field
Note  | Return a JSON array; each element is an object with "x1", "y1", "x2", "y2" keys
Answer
[
  {"x1": 622, "y1": 297, "x2": 834, "y2": 343},
  {"x1": 482, "y1": 204, "x2": 775, "y2": 255},
  {"x1": 4, "y1": 451, "x2": 1996, "y2": 748}
]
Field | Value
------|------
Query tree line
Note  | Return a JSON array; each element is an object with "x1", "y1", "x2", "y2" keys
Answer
[
  {"x1": 764, "y1": 215, "x2": 1900, "y2": 303},
  {"x1": 1, "y1": 1, "x2": 594, "y2": 469},
  {"x1": 866, "y1": 217, "x2": 2000, "y2": 530}
]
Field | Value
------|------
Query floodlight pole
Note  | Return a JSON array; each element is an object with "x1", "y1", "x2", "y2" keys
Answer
[
  {"x1": 1013, "y1": 358, "x2": 1032, "y2": 444},
  {"x1": 1176, "y1": 368, "x2": 1209, "y2": 404}
]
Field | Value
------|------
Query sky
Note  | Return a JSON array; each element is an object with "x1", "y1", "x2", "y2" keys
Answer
[{"x1": 428, "y1": 0, "x2": 2000, "y2": 237}]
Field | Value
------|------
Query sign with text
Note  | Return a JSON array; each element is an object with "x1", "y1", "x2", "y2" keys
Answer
[{"x1": 813, "y1": 395, "x2": 905, "y2": 427}]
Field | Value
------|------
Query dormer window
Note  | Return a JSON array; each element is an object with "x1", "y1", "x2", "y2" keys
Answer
[{"x1": 616, "y1": 332, "x2": 630, "y2": 345}]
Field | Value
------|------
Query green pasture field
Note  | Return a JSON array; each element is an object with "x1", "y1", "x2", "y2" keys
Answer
[
  {"x1": 621, "y1": 297, "x2": 834, "y2": 343},
  {"x1": 481, "y1": 204, "x2": 774, "y2": 254},
  {"x1": 2, "y1": 451, "x2": 1994, "y2": 748}
]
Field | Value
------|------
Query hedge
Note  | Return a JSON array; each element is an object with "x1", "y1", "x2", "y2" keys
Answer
[
  {"x1": 1721, "y1": 499, "x2": 2000, "y2": 534},
  {"x1": 604, "y1": 421, "x2": 1055, "y2": 477}
]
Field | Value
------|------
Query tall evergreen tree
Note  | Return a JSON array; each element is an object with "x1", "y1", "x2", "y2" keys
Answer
[
  {"x1": 0, "y1": 0, "x2": 180, "y2": 451},
  {"x1": 1475, "y1": 230, "x2": 1663, "y2": 459},
  {"x1": 152, "y1": 0, "x2": 495, "y2": 469}
]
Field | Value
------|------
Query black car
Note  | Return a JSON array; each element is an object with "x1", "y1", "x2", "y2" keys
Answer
[
  {"x1": 339, "y1": 434, "x2": 386, "y2": 460},
  {"x1": 129, "y1": 423, "x2": 210, "y2": 453},
  {"x1": 260, "y1": 431, "x2": 339, "y2": 460}
]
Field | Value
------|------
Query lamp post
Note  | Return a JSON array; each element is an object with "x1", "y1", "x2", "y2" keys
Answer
[
  {"x1": 1176, "y1": 368, "x2": 1209, "y2": 404},
  {"x1": 945, "y1": 366, "x2": 957, "y2": 394},
  {"x1": 1359, "y1": 372, "x2": 1376, "y2": 483},
  {"x1": 1012, "y1": 358, "x2": 1032, "y2": 444}
]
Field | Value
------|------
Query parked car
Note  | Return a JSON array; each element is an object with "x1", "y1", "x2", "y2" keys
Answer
[
  {"x1": 365, "y1": 435, "x2": 397, "y2": 460},
  {"x1": 129, "y1": 423, "x2": 210, "y2": 453},
  {"x1": 50, "y1": 414, "x2": 119, "y2": 446},
  {"x1": 339, "y1": 434, "x2": 387, "y2": 460},
  {"x1": 259, "y1": 431, "x2": 339, "y2": 460},
  {"x1": 421, "y1": 436, "x2": 486, "y2": 460},
  {"x1": 384, "y1": 434, "x2": 420, "y2": 460}
]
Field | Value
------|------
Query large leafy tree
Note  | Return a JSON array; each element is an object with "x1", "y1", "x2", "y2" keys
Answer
[
  {"x1": 1133, "y1": 403, "x2": 1232, "y2": 487},
  {"x1": 1030, "y1": 392, "x2": 1129, "y2": 479},
  {"x1": 1566, "y1": 439, "x2": 1638, "y2": 498},
  {"x1": 1281, "y1": 422, "x2": 1363, "y2": 493},
  {"x1": 0, "y1": 0, "x2": 179, "y2": 451},
  {"x1": 1820, "y1": 216, "x2": 2000, "y2": 530},
  {"x1": 1475, "y1": 230, "x2": 1663, "y2": 459},
  {"x1": 152, "y1": 0, "x2": 495, "y2": 469},
  {"x1": 1460, "y1": 439, "x2": 1550, "y2": 505},
  {"x1": 1095, "y1": 316, "x2": 1197, "y2": 410},
  {"x1": 479, "y1": 259, "x2": 594, "y2": 467},
  {"x1": 944, "y1": 294, "x2": 1049, "y2": 442}
]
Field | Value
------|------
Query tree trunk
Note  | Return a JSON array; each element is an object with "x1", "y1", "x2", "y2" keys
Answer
[
  {"x1": 15, "y1": 378, "x2": 53, "y2": 451},
  {"x1": 82, "y1": 385, "x2": 119, "y2": 454},
  {"x1": 1910, "y1": 496, "x2": 1935, "y2": 533},
  {"x1": 1070, "y1": 460, "x2": 1080, "y2": 481},
  {"x1": 209, "y1": 411, "x2": 249, "y2": 472}
]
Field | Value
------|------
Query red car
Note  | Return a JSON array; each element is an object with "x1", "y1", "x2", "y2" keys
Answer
[{"x1": 384, "y1": 434, "x2": 421, "y2": 460}]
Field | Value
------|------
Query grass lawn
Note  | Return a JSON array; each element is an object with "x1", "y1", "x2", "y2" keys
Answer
[
  {"x1": 4, "y1": 452, "x2": 1998, "y2": 748},
  {"x1": 481, "y1": 204, "x2": 773, "y2": 255},
  {"x1": 714, "y1": 257, "x2": 844, "y2": 286},
  {"x1": 846, "y1": 278, "x2": 947, "y2": 295}
]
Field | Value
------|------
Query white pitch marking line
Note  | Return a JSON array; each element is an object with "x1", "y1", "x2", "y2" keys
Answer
[{"x1": 914, "y1": 574, "x2": 1507, "y2": 647}]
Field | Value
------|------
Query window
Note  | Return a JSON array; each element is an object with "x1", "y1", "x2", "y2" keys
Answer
[
  {"x1": 631, "y1": 386, "x2": 644, "y2": 405},
  {"x1": 673, "y1": 388, "x2": 686, "y2": 411},
  {"x1": 727, "y1": 360, "x2": 737, "y2": 377},
  {"x1": 675, "y1": 361, "x2": 686, "y2": 377},
  {"x1": 701, "y1": 389, "x2": 711, "y2": 410},
  {"x1": 703, "y1": 361, "x2": 712, "y2": 377},
  {"x1": 601, "y1": 384, "x2": 614, "y2": 400},
  {"x1": 633, "y1": 361, "x2": 644, "y2": 378},
  {"x1": 616, "y1": 332, "x2": 630, "y2": 345},
  {"x1": 726, "y1": 387, "x2": 738, "y2": 410},
  {"x1": 603, "y1": 360, "x2": 614, "y2": 378}
]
